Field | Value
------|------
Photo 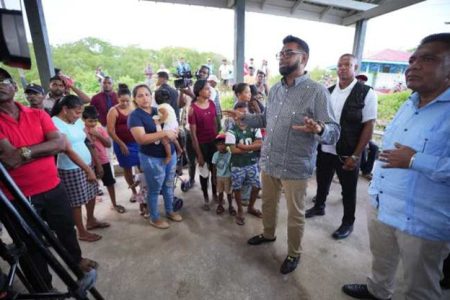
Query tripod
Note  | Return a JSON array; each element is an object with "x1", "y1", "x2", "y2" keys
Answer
[{"x1": 0, "y1": 163, "x2": 104, "y2": 299}]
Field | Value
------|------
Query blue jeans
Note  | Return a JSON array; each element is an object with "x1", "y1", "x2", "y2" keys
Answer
[{"x1": 139, "y1": 153, "x2": 176, "y2": 221}]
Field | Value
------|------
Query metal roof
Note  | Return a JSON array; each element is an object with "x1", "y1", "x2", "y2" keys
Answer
[{"x1": 143, "y1": 0, "x2": 425, "y2": 26}]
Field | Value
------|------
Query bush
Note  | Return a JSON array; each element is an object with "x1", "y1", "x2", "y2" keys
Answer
[
  {"x1": 377, "y1": 90, "x2": 411, "y2": 128},
  {"x1": 220, "y1": 91, "x2": 235, "y2": 110}
]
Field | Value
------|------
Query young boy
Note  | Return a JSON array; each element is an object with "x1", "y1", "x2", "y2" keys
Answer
[
  {"x1": 83, "y1": 106, "x2": 125, "y2": 213},
  {"x1": 225, "y1": 102, "x2": 262, "y2": 225},
  {"x1": 212, "y1": 134, "x2": 235, "y2": 216}
]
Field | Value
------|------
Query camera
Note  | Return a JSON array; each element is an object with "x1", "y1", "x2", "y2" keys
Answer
[{"x1": 174, "y1": 71, "x2": 193, "y2": 89}]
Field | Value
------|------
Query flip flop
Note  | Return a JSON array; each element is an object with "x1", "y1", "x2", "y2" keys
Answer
[
  {"x1": 86, "y1": 222, "x2": 110, "y2": 230},
  {"x1": 113, "y1": 205, "x2": 126, "y2": 214},
  {"x1": 248, "y1": 209, "x2": 263, "y2": 218},
  {"x1": 78, "y1": 233, "x2": 102, "y2": 242},
  {"x1": 229, "y1": 206, "x2": 237, "y2": 216},
  {"x1": 235, "y1": 215, "x2": 245, "y2": 226},
  {"x1": 216, "y1": 204, "x2": 225, "y2": 215}
]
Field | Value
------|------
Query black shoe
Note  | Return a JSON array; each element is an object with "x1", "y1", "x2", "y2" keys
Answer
[
  {"x1": 332, "y1": 224, "x2": 353, "y2": 239},
  {"x1": 342, "y1": 284, "x2": 389, "y2": 299},
  {"x1": 305, "y1": 205, "x2": 325, "y2": 218},
  {"x1": 280, "y1": 255, "x2": 300, "y2": 274},
  {"x1": 441, "y1": 277, "x2": 450, "y2": 290},
  {"x1": 247, "y1": 234, "x2": 276, "y2": 245}
]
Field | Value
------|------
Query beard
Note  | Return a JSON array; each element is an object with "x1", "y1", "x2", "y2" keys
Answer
[
  {"x1": 279, "y1": 59, "x2": 300, "y2": 76},
  {"x1": 51, "y1": 89, "x2": 63, "y2": 97}
]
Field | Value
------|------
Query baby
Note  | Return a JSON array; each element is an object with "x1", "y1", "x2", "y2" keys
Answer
[{"x1": 153, "y1": 88, "x2": 182, "y2": 164}]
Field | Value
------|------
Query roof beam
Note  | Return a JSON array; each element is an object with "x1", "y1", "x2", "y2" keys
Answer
[
  {"x1": 343, "y1": 0, "x2": 425, "y2": 25},
  {"x1": 290, "y1": 0, "x2": 304, "y2": 15},
  {"x1": 306, "y1": 0, "x2": 376, "y2": 11},
  {"x1": 261, "y1": 0, "x2": 267, "y2": 10},
  {"x1": 227, "y1": 0, "x2": 235, "y2": 8},
  {"x1": 320, "y1": 6, "x2": 332, "y2": 19}
]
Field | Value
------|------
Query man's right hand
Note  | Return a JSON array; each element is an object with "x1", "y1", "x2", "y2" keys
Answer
[
  {"x1": 0, "y1": 140, "x2": 22, "y2": 169},
  {"x1": 223, "y1": 109, "x2": 245, "y2": 121}
]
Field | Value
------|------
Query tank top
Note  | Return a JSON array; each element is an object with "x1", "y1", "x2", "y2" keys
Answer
[{"x1": 115, "y1": 107, "x2": 135, "y2": 143}]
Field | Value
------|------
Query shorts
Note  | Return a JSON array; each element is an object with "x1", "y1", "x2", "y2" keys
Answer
[
  {"x1": 101, "y1": 162, "x2": 116, "y2": 187},
  {"x1": 231, "y1": 164, "x2": 261, "y2": 191},
  {"x1": 216, "y1": 176, "x2": 232, "y2": 194}
]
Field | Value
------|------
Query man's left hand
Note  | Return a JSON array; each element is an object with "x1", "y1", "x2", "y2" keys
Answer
[
  {"x1": 379, "y1": 142, "x2": 416, "y2": 169},
  {"x1": 292, "y1": 117, "x2": 322, "y2": 134},
  {"x1": 342, "y1": 156, "x2": 358, "y2": 171}
]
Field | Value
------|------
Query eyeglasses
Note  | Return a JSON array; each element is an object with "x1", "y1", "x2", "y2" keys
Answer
[
  {"x1": 276, "y1": 50, "x2": 305, "y2": 60},
  {"x1": 0, "y1": 78, "x2": 14, "y2": 85}
]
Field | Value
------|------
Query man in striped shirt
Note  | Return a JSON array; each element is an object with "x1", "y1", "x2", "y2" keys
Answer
[{"x1": 225, "y1": 35, "x2": 340, "y2": 274}]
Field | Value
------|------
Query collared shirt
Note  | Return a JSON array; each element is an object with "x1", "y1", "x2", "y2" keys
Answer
[
  {"x1": 322, "y1": 78, "x2": 378, "y2": 155},
  {"x1": 0, "y1": 102, "x2": 60, "y2": 198},
  {"x1": 243, "y1": 73, "x2": 340, "y2": 179},
  {"x1": 369, "y1": 88, "x2": 450, "y2": 241}
]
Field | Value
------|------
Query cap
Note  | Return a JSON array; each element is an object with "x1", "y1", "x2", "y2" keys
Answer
[
  {"x1": 0, "y1": 68, "x2": 12, "y2": 79},
  {"x1": 25, "y1": 83, "x2": 45, "y2": 95},
  {"x1": 207, "y1": 75, "x2": 219, "y2": 83},
  {"x1": 355, "y1": 74, "x2": 368, "y2": 82},
  {"x1": 215, "y1": 133, "x2": 226, "y2": 142}
]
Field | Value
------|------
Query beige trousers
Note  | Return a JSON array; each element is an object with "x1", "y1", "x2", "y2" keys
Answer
[
  {"x1": 366, "y1": 204, "x2": 450, "y2": 300},
  {"x1": 261, "y1": 171, "x2": 307, "y2": 257}
]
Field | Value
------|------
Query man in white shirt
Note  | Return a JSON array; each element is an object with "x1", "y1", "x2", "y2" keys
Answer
[
  {"x1": 306, "y1": 53, "x2": 378, "y2": 240},
  {"x1": 218, "y1": 59, "x2": 233, "y2": 88}
]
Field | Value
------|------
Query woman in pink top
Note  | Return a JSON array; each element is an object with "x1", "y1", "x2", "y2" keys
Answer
[{"x1": 188, "y1": 79, "x2": 218, "y2": 210}]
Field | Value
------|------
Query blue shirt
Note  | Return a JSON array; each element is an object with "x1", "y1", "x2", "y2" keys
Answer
[
  {"x1": 369, "y1": 88, "x2": 450, "y2": 241},
  {"x1": 52, "y1": 117, "x2": 92, "y2": 170},
  {"x1": 128, "y1": 108, "x2": 175, "y2": 158},
  {"x1": 212, "y1": 151, "x2": 231, "y2": 177}
]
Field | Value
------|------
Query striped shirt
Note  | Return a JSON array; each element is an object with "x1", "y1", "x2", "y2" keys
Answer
[{"x1": 243, "y1": 73, "x2": 340, "y2": 179}]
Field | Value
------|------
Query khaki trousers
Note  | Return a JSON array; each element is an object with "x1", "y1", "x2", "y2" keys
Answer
[
  {"x1": 261, "y1": 171, "x2": 307, "y2": 257},
  {"x1": 366, "y1": 204, "x2": 450, "y2": 300}
]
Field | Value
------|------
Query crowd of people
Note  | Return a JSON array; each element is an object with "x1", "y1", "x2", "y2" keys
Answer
[{"x1": 0, "y1": 32, "x2": 449, "y2": 299}]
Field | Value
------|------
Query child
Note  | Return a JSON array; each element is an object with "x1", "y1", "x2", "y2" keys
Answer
[
  {"x1": 153, "y1": 88, "x2": 182, "y2": 164},
  {"x1": 212, "y1": 133, "x2": 235, "y2": 216},
  {"x1": 133, "y1": 167, "x2": 149, "y2": 218},
  {"x1": 225, "y1": 102, "x2": 262, "y2": 225},
  {"x1": 83, "y1": 106, "x2": 125, "y2": 214}
]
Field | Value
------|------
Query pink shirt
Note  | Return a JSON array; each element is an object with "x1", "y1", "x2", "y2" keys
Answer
[{"x1": 85, "y1": 126, "x2": 110, "y2": 164}]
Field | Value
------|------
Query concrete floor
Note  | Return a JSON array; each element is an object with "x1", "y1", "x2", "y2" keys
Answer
[{"x1": 2, "y1": 172, "x2": 449, "y2": 299}]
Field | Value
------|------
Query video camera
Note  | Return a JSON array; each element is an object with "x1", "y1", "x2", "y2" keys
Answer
[{"x1": 173, "y1": 71, "x2": 193, "y2": 89}]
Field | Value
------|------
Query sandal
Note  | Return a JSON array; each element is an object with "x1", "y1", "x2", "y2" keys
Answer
[
  {"x1": 216, "y1": 204, "x2": 225, "y2": 215},
  {"x1": 235, "y1": 215, "x2": 245, "y2": 226},
  {"x1": 86, "y1": 221, "x2": 110, "y2": 230},
  {"x1": 113, "y1": 205, "x2": 126, "y2": 214},
  {"x1": 78, "y1": 233, "x2": 102, "y2": 242},
  {"x1": 228, "y1": 206, "x2": 237, "y2": 216},
  {"x1": 202, "y1": 203, "x2": 210, "y2": 211},
  {"x1": 248, "y1": 208, "x2": 263, "y2": 218}
]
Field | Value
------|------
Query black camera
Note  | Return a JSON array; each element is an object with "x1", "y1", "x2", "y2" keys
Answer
[{"x1": 174, "y1": 71, "x2": 193, "y2": 89}]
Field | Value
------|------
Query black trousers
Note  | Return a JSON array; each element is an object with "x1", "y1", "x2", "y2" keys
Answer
[
  {"x1": 315, "y1": 148, "x2": 360, "y2": 226},
  {"x1": 16, "y1": 183, "x2": 82, "y2": 289},
  {"x1": 444, "y1": 254, "x2": 450, "y2": 280},
  {"x1": 360, "y1": 141, "x2": 379, "y2": 175},
  {"x1": 199, "y1": 141, "x2": 217, "y2": 200}
]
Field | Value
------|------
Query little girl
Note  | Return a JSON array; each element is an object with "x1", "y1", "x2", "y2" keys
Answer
[
  {"x1": 153, "y1": 88, "x2": 182, "y2": 164},
  {"x1": 133, "y1": 167, "x2": 149, "y2": 218}
]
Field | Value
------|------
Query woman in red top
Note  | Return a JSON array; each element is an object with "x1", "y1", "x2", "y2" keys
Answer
[
  {"x1": 106, "y1": 84, "x2": 139, "y2": 201},
  {"x1": 188, "y1": 79, "x2": 218, "y2": 210}
]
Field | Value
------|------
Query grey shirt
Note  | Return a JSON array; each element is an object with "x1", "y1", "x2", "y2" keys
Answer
[{"x1": 244, "y1": 73, "x2": 340, "y2": 180}]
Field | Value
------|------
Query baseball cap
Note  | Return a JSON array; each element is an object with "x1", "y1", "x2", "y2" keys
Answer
[
  {"x1": 207, "y1": 75, "x2": 219, "y2": 83},
  {"x1": 215, "y1": 133, "x2": 226, "y2": 142},
  {"x1": 355, "y1": 74, "x2": 368, "y2": 82},
  {"x1": 25, "y1": 83, "x2": 45, "y2": 95}
]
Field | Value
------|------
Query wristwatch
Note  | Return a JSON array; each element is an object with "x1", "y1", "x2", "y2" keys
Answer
[
  {"x1": 351, "y1": 155, "x2": 360, "y2": 161},
  {"x1": 20, "y1": 147, "x2": 32, "y2": 161}
]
